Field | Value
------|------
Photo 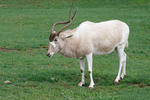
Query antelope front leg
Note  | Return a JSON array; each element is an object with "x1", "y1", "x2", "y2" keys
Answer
[
  {"x1": 78, "y1": 58, "x2": 85, "y2": 87},
  {"x1": 86, "y1": 53, "x2": 95, "y2": 89}
]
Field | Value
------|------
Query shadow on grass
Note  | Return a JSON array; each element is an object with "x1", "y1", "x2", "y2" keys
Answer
[{"x1": 19, "y1": 69, "x2": 150, "y2": 87}]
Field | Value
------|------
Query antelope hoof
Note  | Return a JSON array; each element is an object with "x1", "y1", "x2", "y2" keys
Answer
[
  {"x1": 114, "y1": 81, "x2": 119, "y2": 85},
  {"x1": 88, "y1": 86, "x2": 94, "y2": 89},
  {"x1": 88, "y1": 83, "x2": 94, "y2": 89},
  {"x1": 120, "y1": 75, "x2": 124, "y2": 79},
  {"x1": 78, "y1": 82, "x2": 85, "y2": 87},
  {"x1": 121, "y1": 74, "x2": 126, "y2": 79}
]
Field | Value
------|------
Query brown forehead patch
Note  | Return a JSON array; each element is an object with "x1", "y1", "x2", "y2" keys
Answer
[{"x1": 49, "y1": 34, "x2": 56, "y2": 42}]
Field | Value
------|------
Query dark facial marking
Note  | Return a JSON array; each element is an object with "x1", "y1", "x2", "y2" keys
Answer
[
  {"x1": 49, "y1": 34, "x2": 56, "y2": 42},
  {"x1": 54, "y1": 38, "x2": 57, "y2": 42}
]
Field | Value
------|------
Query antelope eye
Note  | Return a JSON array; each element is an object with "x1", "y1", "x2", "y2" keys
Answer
[{"x1": 54, "y1": 39, "x2": 57, "y2": 41}]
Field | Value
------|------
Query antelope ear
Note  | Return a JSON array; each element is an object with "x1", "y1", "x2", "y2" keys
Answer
[{"x1": 61, "y1": 34, "x2": 73, "y2": 40}]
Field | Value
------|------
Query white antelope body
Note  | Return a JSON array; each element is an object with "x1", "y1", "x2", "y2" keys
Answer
[{"x1": 47, "y1": 7, "x2": 129, "y2": 89}]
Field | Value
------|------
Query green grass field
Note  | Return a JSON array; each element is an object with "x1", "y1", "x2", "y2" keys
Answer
[{"x1": 0, "y1": 0, "x2": 150, "y2": 100}]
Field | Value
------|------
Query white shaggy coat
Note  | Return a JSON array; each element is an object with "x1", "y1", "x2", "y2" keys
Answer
[{"x1": 47, "y1": 20, "x2": 129, "y2": 89}]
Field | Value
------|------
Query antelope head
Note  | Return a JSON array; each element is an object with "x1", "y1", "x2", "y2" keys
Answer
[{"x1": 47, "y1": 6, "x2": 78, "y2": 57}]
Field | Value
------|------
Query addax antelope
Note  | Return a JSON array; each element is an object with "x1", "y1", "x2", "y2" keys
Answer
[{"x1": 47, "y1": 6, "x2": 130, "y2": 89}]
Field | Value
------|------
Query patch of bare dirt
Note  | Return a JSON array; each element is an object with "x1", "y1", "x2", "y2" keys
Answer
[
  {"x1": 0, "y1": 48, "x2": 19, "y2": 52},
  {"x1": 128, "y1": 82, "x2": 150, "y2": 88},
  {"x1": 0, "y1": 46, "x2": 47, "y2": 52},
  {"x1": 40, "y1": 46, "x2": 47, "y2": 49},
  {"x1": 0, "y1": 4, "x2": 7, "y2": 8}
]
